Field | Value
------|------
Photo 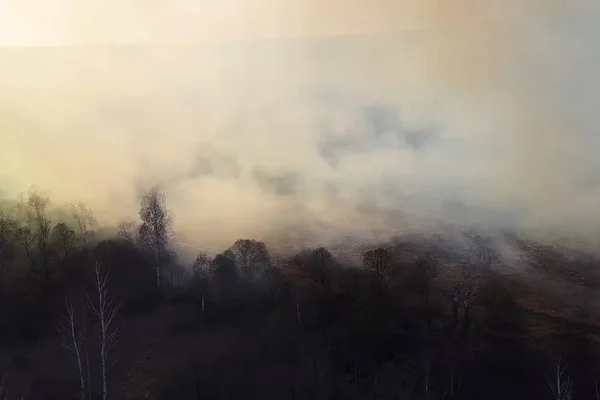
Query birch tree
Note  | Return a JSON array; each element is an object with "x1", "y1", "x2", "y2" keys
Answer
[
  {"x1": 71, "y1": 202, "x2": 97, "y2": 246},
  {"x1": 117, "y1": 221, "x2": 139, "y2": 245},
  {"x1": 58, "y1": 299, "x2": 87, "y2": 400},
  {"x1": 87, "y1": 263, "x2": 121, "y2": 400},
  {"x1": 548, "y1": 358, "x2": 572, "y2": 400},
  {"x1": 138, "y1": 187, "x2": 173, "y2": 288}
]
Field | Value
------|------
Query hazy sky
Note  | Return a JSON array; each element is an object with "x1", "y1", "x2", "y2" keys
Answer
[{"x1": 1, "y1": 0, "x2": 599, "y2": 250}]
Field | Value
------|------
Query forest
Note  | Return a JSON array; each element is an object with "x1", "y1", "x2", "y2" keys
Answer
[{"x1": 0, "y1": 185, "x2": 599, "y2": 400}]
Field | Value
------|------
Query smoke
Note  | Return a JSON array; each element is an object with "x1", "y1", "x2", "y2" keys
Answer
[{"x1": 1, "y1": 0, "x2": 599, "y2": 251}]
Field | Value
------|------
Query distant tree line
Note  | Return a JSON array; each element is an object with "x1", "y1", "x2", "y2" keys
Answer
[{"x1": 0, "y1": 184, "x2": 595, "y2": 400}]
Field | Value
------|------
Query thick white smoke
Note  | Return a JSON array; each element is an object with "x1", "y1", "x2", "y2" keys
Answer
[{"x1": 1, "y1": 0, "x2": 599, "y2": 251}]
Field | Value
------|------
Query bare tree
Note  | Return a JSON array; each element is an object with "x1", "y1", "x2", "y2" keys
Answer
[
  {"x1": 192, "y1": 252, "x2": 211, "y2": 281},
  {"x1": 52, "y1": 223, "x2": 76, "y2": 259},
  {"x1": 58, "y1": 299, "x2": 87, "y2": 400},
  {"x1": 417, "y1": 257, "x2": 439, "y2": 305},
  {"x1": 27, "y1": 193, "x2": 52, "y2": 281},
  {"x1": 0, "y1": 212, "x2": 17, "y2": 287},
  {"x1": 548, "y1": 358, "x2": 572, "y2": 400},
  {"x1": 71, "y1": 202, "x2": 97, "y2": 246},
  {"x1": 310, "y1": 247, "x2": 333, "y2": 288},
  {"x1": 362, "y1": 248, "x2": 395, "y2": 291},
  {"x1": 87, "y1": 263, "x2": 121, "y2": 400},
  {"x1": 229, "y1": 239, "x2": 271, "y2": 280},
  {"x1": 117, "y1": 221, "x2": 139, "y2": 245},
  {"x1": 464, "y1": 232, "x2": 495, "y2": 268},
  {"x1": 452, "y1": 272, "x2": 481, "y2": 328},
  {"x1": 138, "y1": 187, "x2": 173, "y2": 288},
  {"x1": 14, "y1": 227, "x2": 37, "y2": 279}
]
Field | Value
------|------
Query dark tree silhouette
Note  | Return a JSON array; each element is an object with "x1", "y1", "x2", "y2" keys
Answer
[
  {"x1": 192, "y1": 251, "x2": 212, "y2": 281},
  {"x1": 70, "y1": 202, "x2": 97, "y2": 246},
  {"x1": 417, "y1": 257, "x2": 439, "y2": 305},
  {"x1": 210, "y1": 252, "x2": 238, "y2": 295},
  {"x1": 162, "y1": 248, "x2": 184, "y2": 288},
  {"x1": 229, "y1": 239, "x2": 271, "y2": 280},
  {"x1": 138, "y1": 186, "x2": 173, "y2": 288},
  {"x1": 480, "y1": 278, "x2": 509, "y2": 316},
  {"x1": 0, "y1": 212, "x2": 17, "y2": 287},
  {"x1": 310, "y1": 247, "x2": 333, "y2": 288},
  {"x1": 26, "y1": 192, "x2": 52, "y2": 281},
  {"x1": 452, "y1": 272, "x2": 481, "y2": 328},
  {"x1": 362, "y1": 248, "x2": 395, "y2": 290},
  {"x1": 52, "y1": 222, "x2": 76, "y2": 259},
  {"x1": 262, "y1": 264, "x2": 284, "y2": 300},
  {"x1": 0, "y1": 182, "x2": 597, "y2": 400},
  {"x1": 15, "y1": 225, "x2": 37, "y2": 279},
  {"x1": 192, "y1": 251, "x2": 212, "y2": 311}
]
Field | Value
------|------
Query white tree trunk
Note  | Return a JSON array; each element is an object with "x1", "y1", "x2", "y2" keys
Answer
[
  {"x1": 88, "y1": 263, "x2": 121, "y2": 400},
  {"x1": 59, "y1": 299, "x2": 86, "y2": 400},
  {"x1": 58, "y1": 299, "x2": 86, "y2": 400},
  {"x1": 549, "y1": 358, "x2": 572, "y2": 400}
]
